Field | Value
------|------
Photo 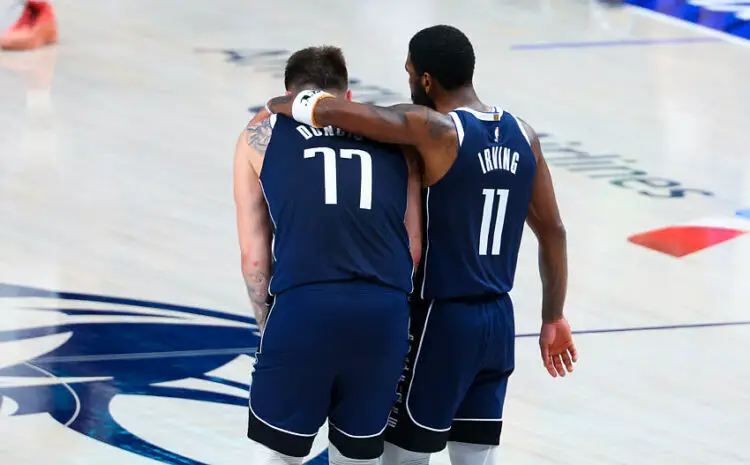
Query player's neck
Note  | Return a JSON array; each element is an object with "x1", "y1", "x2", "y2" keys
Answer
[
  {"x1": 290, "y1": 85, "x2": 347, "y2": 99},
  {"x1": 436, "y1": 86, "x2": 490, "y2": 114}
]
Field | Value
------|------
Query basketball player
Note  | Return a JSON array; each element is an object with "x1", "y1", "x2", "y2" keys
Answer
[
  {"x1": 264, "y1": 26, "x2": 577, "y2": 465},
  {"x1": 233, "y1": 46, "x2": 422, "y2": 465}
]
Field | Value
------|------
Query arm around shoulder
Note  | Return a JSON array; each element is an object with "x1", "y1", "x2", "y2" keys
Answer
[{"x1": 267, "y1": 91, "x2": 457, "y2": 156}]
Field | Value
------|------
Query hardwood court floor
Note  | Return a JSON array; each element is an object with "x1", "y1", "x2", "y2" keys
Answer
[{"x1": 1, "y1": 1, "x2": 748, "y2": 463}]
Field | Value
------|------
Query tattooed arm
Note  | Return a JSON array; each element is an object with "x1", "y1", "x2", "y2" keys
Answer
[
  {"x1": 233, "y1": 117, "x2": 273, "y2": 331},
  {"x1": 266, "y1": 95, "x2": 458, "y2": 172}
]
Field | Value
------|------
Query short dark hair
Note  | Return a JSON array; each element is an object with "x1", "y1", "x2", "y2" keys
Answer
[
  {"x1": 408, "y1": 25, "x2": 475, "y2": 91},
  {"x1": 284, "y1": 46, "x2": 349, "y2": 92}
]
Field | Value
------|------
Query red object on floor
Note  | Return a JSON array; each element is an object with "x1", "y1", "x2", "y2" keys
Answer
[
  {"x1": 628, "y1": 226, "x2": 747, "y2": 258},
  {"x1": 1, "y1": 1, "x2": 58, "y2": 51}
]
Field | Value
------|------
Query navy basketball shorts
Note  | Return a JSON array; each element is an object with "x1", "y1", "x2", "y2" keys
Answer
[
  {"x1": 385, "y1": 294, "x2": 515, "y2": 453},
  {"x1": 248, "y1": 282, "x2": 410, "y2": 459}
]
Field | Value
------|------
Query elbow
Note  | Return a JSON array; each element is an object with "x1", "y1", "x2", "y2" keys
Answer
[
  {"x1": 240, "y1": 250, "x2": 263, "y2": 276},
  {"x1": 543, "y1": 224, "x2": 567, "y2": 247},
  {"x1": 535, "y1": 222, "x2": 566, "y2": 245},
  {"x1": 552, "y1": 223, "x2": 566, "y2": 239}
]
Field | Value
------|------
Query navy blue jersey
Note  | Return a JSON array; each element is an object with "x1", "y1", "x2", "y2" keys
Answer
[
  {"x1": 417, "y1": 107, "x2": 537, "y2": 301},
  {"x1": 260, "y1": 114, "x2": 413, "y2": 295}
]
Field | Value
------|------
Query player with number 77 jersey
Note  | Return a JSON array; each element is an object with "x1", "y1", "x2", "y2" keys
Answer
[
  {"x1": 236, "y1": 46, "x2": 423, "y2": 464},
  {"x1": 264, "y1": 26, "x2": 577, "y2": 463}
]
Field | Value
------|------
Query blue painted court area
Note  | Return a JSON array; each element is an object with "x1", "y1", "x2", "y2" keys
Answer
[
  {"x1": 737, "y1": 208, "x2": 750, "y2": 220},
  {"x1": 626, "y1": 0, "x2": 750, "y2": 40},
  {"x1": 509, "y1": 36, "x2": 719, "y2": 50}
]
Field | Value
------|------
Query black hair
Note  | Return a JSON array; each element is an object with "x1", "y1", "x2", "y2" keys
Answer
[
  {"x1": 284, "y1": 46, "x2": 349, "y2": 92},
  {"x1": 408, "y1": 25, "x2": 475, "y2": 90}
]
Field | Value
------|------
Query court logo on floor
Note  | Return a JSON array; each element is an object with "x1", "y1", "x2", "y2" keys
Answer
[
  {"x1": 537, "y1": 134, "x2": 715, "y2": 199},
  {"x1": 628, "y1": 216, "x2": 750, "y2": 257},
  {"x1": 626, "y1": 0, "x2": 750, "y2": 40},
  {"x1": 0, "y1": 283, "x2": 331, "y2": 464}
]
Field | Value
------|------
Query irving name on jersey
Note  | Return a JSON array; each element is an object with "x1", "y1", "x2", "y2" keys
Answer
[{"x1": 477, "y1": 145, "x2": 520, "y2": 175}]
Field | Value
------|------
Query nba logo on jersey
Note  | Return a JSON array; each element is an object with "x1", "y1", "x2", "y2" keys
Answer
[{"x1": 494, "y1": 126, "x2": 500, "y2": 142}]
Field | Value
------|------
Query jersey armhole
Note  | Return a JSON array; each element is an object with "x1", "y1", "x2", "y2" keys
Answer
[
  {"x1": 448, "y1": 112, "x2": 465, "y2": 147},
  {"x1": 512, "y1": 115, "x2": 531, "y2": 147},
  {"x1": 257, "y1": 114, "x2": 278, "y2": 181}
]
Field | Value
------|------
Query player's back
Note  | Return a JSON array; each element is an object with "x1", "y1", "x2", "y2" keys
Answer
[
  {"x1": 260, "y1": 114, "x2": 413, "y2": 296},
  {"x1": 417, "y1": 107, "x2": 537, "y2": 301}
]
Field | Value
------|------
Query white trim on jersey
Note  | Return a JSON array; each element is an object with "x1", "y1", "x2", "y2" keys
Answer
[
  {"x1": 269, "y1": 113, "x2": 277, "y2": 128},
  {"x1": 454, "y1": 106, "x2": 504, "y2": 122},
  {"x1": 258, "y1": 179, "x2": 278, "y2": 296},
  {"x1": 419, "y1": 188, "x2": 431, "y2": 301},
  {"x1": 448, "y1": 112, "x2": 465, "y2": 147},
  {"x1": 256, "y1": 297, "x2": 277, "y2": 354},
  {"x1": 512, "y1": 115, "x2": 531, "y2": 146}
]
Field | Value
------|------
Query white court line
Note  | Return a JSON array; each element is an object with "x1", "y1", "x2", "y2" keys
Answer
[
  {"x1": 627, "y1": 4, "x2": 750, "y2": 49},
  {"x1": 32, "y1": 347, "x2": 258, "y2": 364}
]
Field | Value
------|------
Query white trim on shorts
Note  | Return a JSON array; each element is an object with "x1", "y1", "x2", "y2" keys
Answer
[
  {"x1": 404, "y1": 300, "x2": 452, "y2": 433},
  {"x1": 249, "y1": 297, "x2": 319, "y2": 438},
  {"x1": 247, "y1": 401, "x2": 319, "y2": 438}
]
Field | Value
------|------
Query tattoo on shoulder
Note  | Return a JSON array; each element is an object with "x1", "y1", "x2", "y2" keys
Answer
[
  {"x1": 246, "y1": 118, "x2": 273, "y2": 154},
  {"x1": 387, "y1": 104, "x2": 453, "y2": 141},
  {"x1": 422, "y1": 107, "x2": 452, "y2": 141}
]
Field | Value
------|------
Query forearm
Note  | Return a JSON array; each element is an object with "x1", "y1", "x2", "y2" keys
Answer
[
  {"x1": 242, "y1": 256, "x2": 271, "y2": 328},
  {"x1": 409, "y1": 235, "x2": 422, "y2": 269},
  {"x1": 266, "y1": 93, "x2": 422, "y2": 146},
  {"x1": 314, "y1": 99, "x2": 415, "y2": 145},
  {"x1": 538, "y1": 228, "x2": 568, "y2": 322}
]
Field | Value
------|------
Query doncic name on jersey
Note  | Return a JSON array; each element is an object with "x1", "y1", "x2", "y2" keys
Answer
[
  {"x1": 295, "y1": 124, "x2": 363, "y2": 141},
  {"x1": 0, "y1": 283, "x2": 328, "y2": 465}
]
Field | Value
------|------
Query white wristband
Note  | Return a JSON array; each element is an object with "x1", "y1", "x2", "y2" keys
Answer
[{"x1": 291, "y1": 90, "x2": 334, "y2": 128}]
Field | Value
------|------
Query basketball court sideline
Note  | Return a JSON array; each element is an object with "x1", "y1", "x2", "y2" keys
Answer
[{"x1": 0, "y1": 1, "x2": 748, "y2": 464}]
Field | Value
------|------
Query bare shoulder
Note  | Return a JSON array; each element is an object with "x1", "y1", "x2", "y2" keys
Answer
[
  {"x1": 515, "y1": 116, "x2": 543, "y2": 163},
  {"x1": 388, "y1": 104, "x2": 455, "y2": 140},
  {"x1": 235, "y1": 116, "x2": 274, "y2": 178},
  {"x1": 515, "y1": 116, "x2": 538, "y2": 141}
]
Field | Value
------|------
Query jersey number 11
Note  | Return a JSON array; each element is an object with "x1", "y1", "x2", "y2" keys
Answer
[{"x1": 479, "y1": 188, "x2": 509, "y2": 256}]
